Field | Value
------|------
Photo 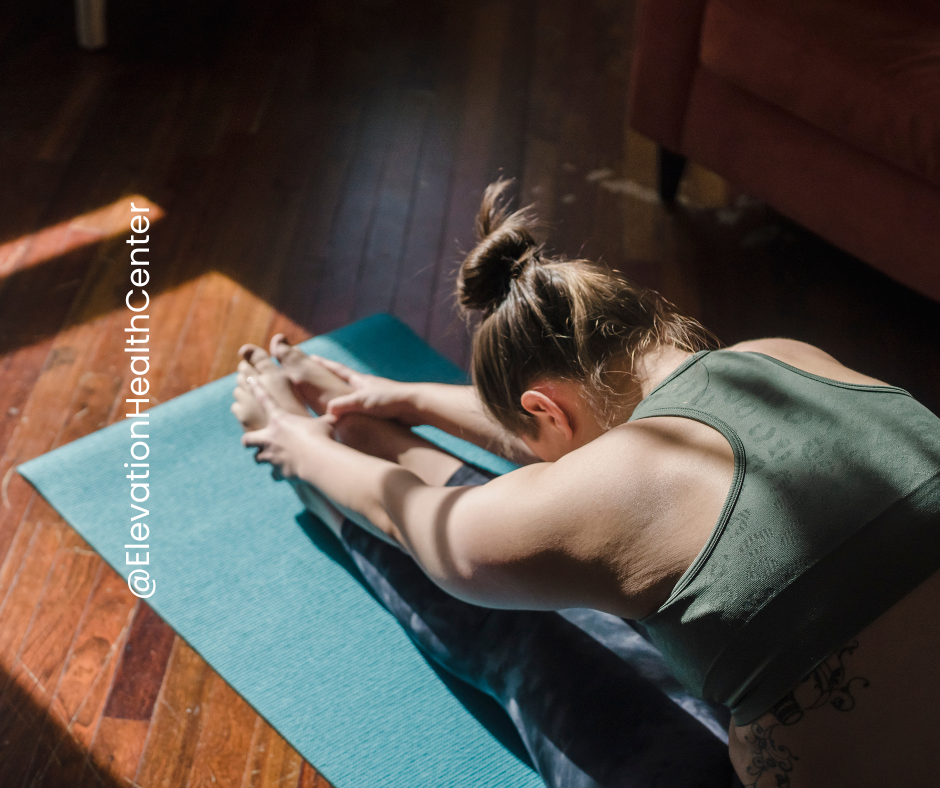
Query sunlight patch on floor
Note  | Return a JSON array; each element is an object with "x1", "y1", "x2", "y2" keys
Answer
[{"x1": 0, "y1": 195, "x2": 165, "y2": 278}]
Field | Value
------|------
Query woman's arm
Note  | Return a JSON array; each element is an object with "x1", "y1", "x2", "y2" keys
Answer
[
  {"x1": 241, "y1": 377, "x2": 643, "y2": 614},
  {"x1": 310, "y1": 356, "x2": 538, "y2": 464},
  {"x1": 409, "y1": 382, "x2": 537, "y2": 463}
]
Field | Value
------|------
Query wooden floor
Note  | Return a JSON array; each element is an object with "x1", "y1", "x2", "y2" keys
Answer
[{"x1": 0, "y1": 1, "x2": 938, "y2": 786}]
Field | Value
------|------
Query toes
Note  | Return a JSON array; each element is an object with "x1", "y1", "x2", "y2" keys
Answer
[
  {"x1": 270, "y1": 334, "x2": 307, "y2": 369},
  {"x1": 238, "y1": 344, "x2": 279, "y2": 375},
  {"x1": 231, "y1": 386, "x2": 267, "y2": 431},
  {"x1": 269, "y1": 333, "x2": 290, "y2": 359},
  {"x1": 235, "y1": 338, "x2": 310, "y2": 417},
  {"x1": 238, "y1": 343, "x2": 264, "y2": 362},
  {"x1": 233, "y1": 384, "x2": 251, "y2": 403}
]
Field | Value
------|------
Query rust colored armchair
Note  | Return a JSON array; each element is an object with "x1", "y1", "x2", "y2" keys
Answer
[{"x1": 628, "y1": 0, "x2": 940, "y2": 303}]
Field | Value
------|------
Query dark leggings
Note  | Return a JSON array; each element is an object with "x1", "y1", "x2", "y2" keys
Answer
[{"x1": 332, "y1": 463, "x2": 739, "y2": 787}]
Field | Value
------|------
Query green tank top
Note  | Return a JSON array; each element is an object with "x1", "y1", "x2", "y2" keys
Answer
[{"x1": 629, "y1": 349, "x2": 940, "y2": 725}]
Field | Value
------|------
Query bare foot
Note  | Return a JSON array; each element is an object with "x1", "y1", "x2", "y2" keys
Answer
[
  {"x1": 268, "y1": 333, "x2": 353, "y2": 415},
  {"x1": 231, "y1": 344, "x2": 311, "y2": 431}
]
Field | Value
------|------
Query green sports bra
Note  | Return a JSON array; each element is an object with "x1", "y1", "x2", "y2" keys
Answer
[{"x1": 629, "y1": 349, "x2": 940, "y2": 725}]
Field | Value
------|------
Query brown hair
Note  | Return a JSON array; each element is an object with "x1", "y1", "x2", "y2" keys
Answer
[{"x1": 457, "y1": 178, "x2": 718, "y2": 436}]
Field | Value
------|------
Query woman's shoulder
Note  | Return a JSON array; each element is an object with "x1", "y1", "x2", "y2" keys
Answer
[{"x1": 720, "y1": 337, "x2": 891, "y2": 387}]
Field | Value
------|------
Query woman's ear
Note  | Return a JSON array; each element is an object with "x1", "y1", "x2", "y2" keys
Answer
[{"x1": 519, "y1": 388, "x2": 574, "y2": 441}]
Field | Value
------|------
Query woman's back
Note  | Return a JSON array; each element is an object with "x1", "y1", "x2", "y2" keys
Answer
[{"x1": 620, "y1": 339, "x2": 940, "y2": 786}]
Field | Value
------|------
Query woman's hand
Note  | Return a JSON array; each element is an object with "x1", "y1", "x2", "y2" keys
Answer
[
  {"x1": 241, "y1": 376, "x2": 337, "y2": 479},
  {"x1": 310, "y1": 356, "x2": 421, "y2": 425}
]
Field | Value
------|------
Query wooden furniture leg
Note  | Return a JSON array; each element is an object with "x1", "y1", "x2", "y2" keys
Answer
[
  {"x1": 658, "y1": 146, "x2": 687, "y2": 203},
  {"x1": 75, "y1": 0, "x2": 107, "y2": 49}
]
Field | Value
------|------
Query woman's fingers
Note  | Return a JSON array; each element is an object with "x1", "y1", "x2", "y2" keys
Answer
[
  {"x1": 325, "y1": 392, "x2": 365, "y2": 417},
  {"x1": 307, "y1": 355, "x2": 360, "y2": 384},
  {"x1": 241, "y1": 426, "x2": 265, "y2": 448},
  {"x1": 317, "y1": 412, "x2": 338, "y2": 427}
]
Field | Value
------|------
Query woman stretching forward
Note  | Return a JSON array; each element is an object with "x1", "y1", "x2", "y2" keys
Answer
[{"x1": 232, "y1": 179, "x2": 940, "y2": 788}]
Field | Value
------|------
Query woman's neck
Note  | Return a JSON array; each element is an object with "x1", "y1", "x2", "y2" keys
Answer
[
  {"x1": 632, "y1": 344, "x2": 696, "y2": 401},
  {"x1": 585, "y1": 345, "x2": 696, "y2": 433}
]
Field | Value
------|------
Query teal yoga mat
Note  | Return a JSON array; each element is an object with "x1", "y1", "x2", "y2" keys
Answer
[{"x1": 18, "y1": 314, "x2": 538, "y2": 788}]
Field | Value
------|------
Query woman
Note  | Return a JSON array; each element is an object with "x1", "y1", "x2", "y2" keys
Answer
[{"x1": 232, "y1": 179, "x2": 940, "y2": 787}]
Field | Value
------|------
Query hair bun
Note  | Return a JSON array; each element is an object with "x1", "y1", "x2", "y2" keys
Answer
[{"x1": 457, "y1": 178, "x2": 541, "y2": 314}]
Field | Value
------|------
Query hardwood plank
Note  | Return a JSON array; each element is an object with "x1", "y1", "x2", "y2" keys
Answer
[
  {"x1": 269, "y1": 35, "x2": 368, "y2": 331},
  {"x1": 0, "y1": 229, "x2": 99, "y2": 358},
  {"x1": 108, "y1": 275, "x2": 202, "y2": 418},
  {"x1": 484, "y1": 0, "x2": 536, "y2": 185},
  {"x1": 209, "y1": 289, "x2": 276, "y2": 383},
  {"x1": 132, "y1": 637, "x2": 213, "y2": 788},
  {"x1": 206, "y1": 50, "x2": 327, "y2": 375},
  {"x1": 451, "y1": 0, "x2": 536, "y2": 370},
  {"x1": 35, "y1": 58, "x2": 109, "y2": 164},
  {"x1": 103, "y1": 602, "x2": 176, "y2": 721},
  {"x1": 0, "y1": 270, "x2": 152, "y2": 777},
  {"x1": 150, "y1": 48, "x2": 322, "y2": 387},
  {"x1": 25, "y1": 566, "x2": 138, "y2": 788},
  {"x1": 158, "y1": 271, "x2": 242, "y2": 401},
  {"x1": 80, "y1": 717, "x2": 150, "y2": 788},
  {"x1": 522, "y1": 0, "x2": 569, "y2": 151},
  {"x1": 390, "y1": 2, "x2": 467, "y2": 339},
  {"x1": 518, "y1": 0, "x2": 571, "y2": 241},
  {"x1": 272, "y1": 151, "x2": 355, "y2": 333},
  {"x1": 18, "y1": 528, "x2": 100, "y2": 691},
  {"x1": 585, "y1": 0, "x2": 632, "y2": 281},
  {"x1": 240, "y1": 718, "x2": 306, "y2": 788},
  {"x1": 0, "y1": 515, "x2": 38, "y2": 604},
  {"x1": 551, "y1": 0, "x2": 613, "y2": 263},
  {"x1": 8, "y1": 81, "x2": 261, "y2": 783},
  {"x1": 520, "y1": 135, "x2": 560, "y2": 240},
  {"x1": 425, "y1": 0, "x2": 512, "y2": 365},
  {"x1": 0, "y1": 341, "x2": 50, "y2": 457},
  {"x1": 0, "y1": 330, "x2": 110, "y2": 584},
  {"x1": 346, "y1": 0, "x2": 449, "y2": 329},
  {"x1": 185, "y1": 673, "x2": 256, "y2": 788},
  {"x1": 620, "y1": 127, "x2": 666, "y2": 276},
  {"x1": 55, "y1": 370, "x2": 123, "y2": 457},
  {"x1": 49, "y1": 212, "x2": 193, "y2": 434},
  {"x1": 297, "y1": 761, "x2": 333, "y2": 788},
  {"x1": 0, "y1": 155, "x2": 71, "y2": 265},
  {"x1": 31, "y1": 73, "x2": 168, "y2": 233},
  {"x1": 0, "y1": 661, "x2": 59, "y2": 787},
  {"x1": 308, "y1": 79, "x2": 403, "y2": 334},
  {"x1": 9, "y1": 531, "x2": 100, "y2": 783},
  {"x1": 353, "y1": 87, "x2": 430, "y2": 321},
  {"x1": 54, "y1": 567, "x2": 138, "y2": 737},
  {"x1": 0, "y1": 520, "x2": 64, "y2": 694},
  {"x1": 0, "y1": 469, "x2": 62, "y2": 607}
]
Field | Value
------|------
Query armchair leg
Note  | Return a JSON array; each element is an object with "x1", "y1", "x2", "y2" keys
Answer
[
  {"x1": 657, "y1": 146, "x2": 687, "y2": 203},
  {"x1": 76, "y1": 0, "x2": 107, "y2": 50}
]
